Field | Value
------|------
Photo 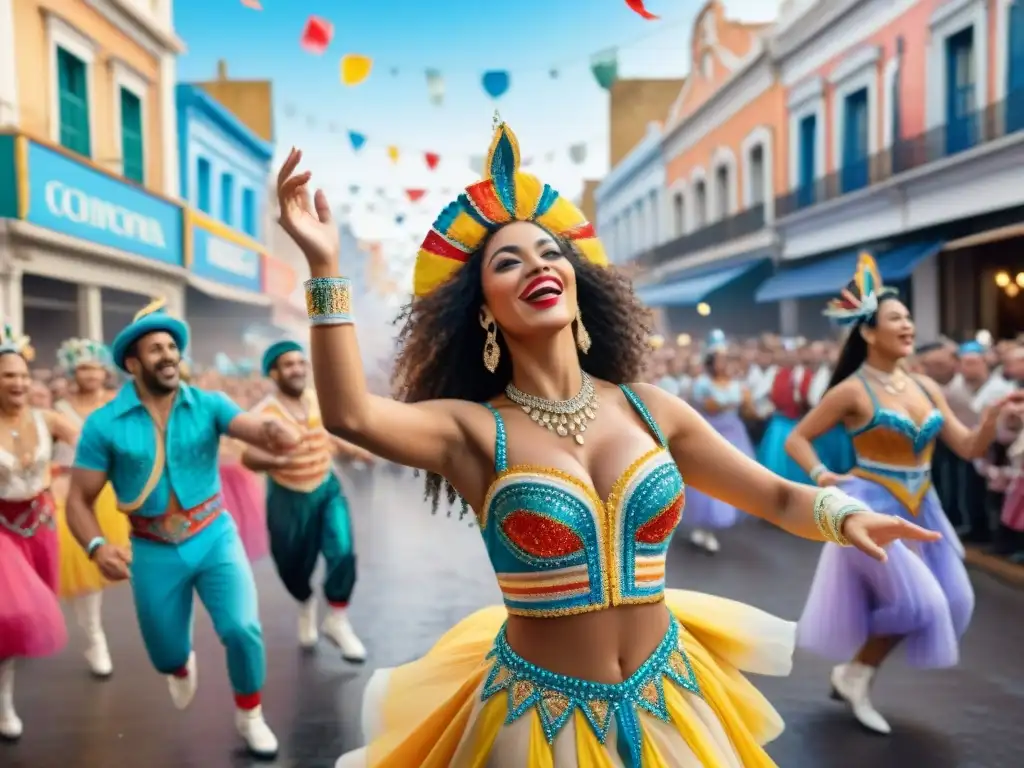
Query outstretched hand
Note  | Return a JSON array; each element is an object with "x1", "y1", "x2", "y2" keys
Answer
[
  {"x1": 277, "y1": 148, "x2": 339, "y2": 273},
  {"x1": 841, "y1": 512, "x2": 941, "y2": 562}
]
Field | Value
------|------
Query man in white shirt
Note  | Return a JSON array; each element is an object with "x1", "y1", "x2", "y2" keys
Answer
[{"x1": 744, "y1": 344, "x2": 776, "y2": 445}]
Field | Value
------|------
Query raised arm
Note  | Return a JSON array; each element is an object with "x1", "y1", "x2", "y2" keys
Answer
[
  {"x1": 917, "y1": 375, "x2": 1024, "y2": 460},
  {"x1": 277, "y1": 148, "x2": 476, "y2": 476},
  {"x1": 632, "y1": 383, "x2": 938, "y2": 560}
]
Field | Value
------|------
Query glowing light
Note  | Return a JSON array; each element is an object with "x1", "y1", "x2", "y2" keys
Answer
[
  {"x1": 1007, "y1": 284, "x2": 1021, "y2": 298},
  {"x1": 676, "y1": 333, "x2": 691, "y2": 346},
  {"x1": 995, "y1": 271, "x2": 1011, "y2": 287},
  {"x1": 696, "y1": 302, "x2": 711, "y2": 316}
]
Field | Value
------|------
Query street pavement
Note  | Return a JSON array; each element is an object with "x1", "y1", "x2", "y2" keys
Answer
[{"x1": 5, "y1": 466, "x2": 1024, "y2": 767}]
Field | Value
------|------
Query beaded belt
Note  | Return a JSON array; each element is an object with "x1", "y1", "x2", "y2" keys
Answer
[
  {"x1": 129, "y1": 494, "x2": 222, "y2": 545},
  {"x1": 481, "y1": 615, "x2": 701, "y2": 763},
  {"x1": 0, "y1": 492, "x2": 56, "y2": 538}
]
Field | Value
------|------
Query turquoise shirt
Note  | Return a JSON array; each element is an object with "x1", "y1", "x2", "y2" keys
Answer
[{"x1": 74, "y1": 382, "x2": 242, "y2": 518}]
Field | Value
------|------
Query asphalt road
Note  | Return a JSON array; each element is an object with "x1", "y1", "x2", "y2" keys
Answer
[{"x1": 5, "y1": 467, "x2": 1023, "y2": 767}]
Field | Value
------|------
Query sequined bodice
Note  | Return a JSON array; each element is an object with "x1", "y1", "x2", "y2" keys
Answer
[
  {"x1": 480, "y1": 385, "x2": 685, "y2": 617},
  {"x1": 0, "y1": 410, "x2": 52, "y2": 501},
  {"x1": 848, "y1": 373, "x2": 944, "y2": 514}
]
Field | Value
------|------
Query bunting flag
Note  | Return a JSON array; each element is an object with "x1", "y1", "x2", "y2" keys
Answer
[
  {"x1": 395, "y1": 214, "x2": 405, "y2": 225},
  {"x1": 481, "y1": 70, "x2": 511, "y2": 99},
  {"x1": 626, "y1": 0, "x2": 660, "y2": 19},
  {"x1": 240, "y1": 0, "x2": 261, "y2": 9},
  {"x1": 300, "y1": 16, "x2": 333, "y2": 55},
  {"x1": 590, "y1": 48, "x2": 619, "y2": 90},
  {"x1": 348, "y1": 184, "x2": 360, "y2": 195},
  {"x1": 405, "y1": 189, "x2": 426, "y2": 203},
  {"x1": 340, "y1": 54, "x2": 373, "y2": 85},
  {"x1": 425, "y1": 69, "x2": 444, "y2": 106},
  {"x1": 348, "y1": 131, "x2": 366, "y2": 151},
  {"x1": 569, "y1": 143, "x2": 588, "y2": 164},
  {"x1": 387, "y1": 146, "x2": 400, "y2": 164},
  {"x1": 424, "y1": 152, "x2": 440, "y2": 170}
]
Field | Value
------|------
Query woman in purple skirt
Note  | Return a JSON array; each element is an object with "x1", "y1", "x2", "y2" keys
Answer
[
  {"x1": 685, "y1": 330, "x2": 756, "y2": 554},
  {"x1": 785, "y1": 254, "x2": 1024, "y2": 735}
]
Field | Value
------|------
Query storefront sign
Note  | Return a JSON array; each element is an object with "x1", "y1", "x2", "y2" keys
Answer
[
  {"x1": 191, "y1": 224, "x2": 263, "y2": 292},
  {"x1": 24, "y1": 141, "x2": 183, "y2": 265}
]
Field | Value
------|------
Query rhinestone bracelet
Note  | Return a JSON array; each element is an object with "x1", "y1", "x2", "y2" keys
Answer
[
  {"x1": 305, "y1": 277, "x2": 353, "y2": 326},
  {"x1": 813, "y1": 487, "x2": 864, "y2": 546}
]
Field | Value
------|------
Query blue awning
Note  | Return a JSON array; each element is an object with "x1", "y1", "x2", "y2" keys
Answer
[
  {"x1": 638, "y1": 260, "x2": 764, "y2": 307},
  {"x1": 754, "y1": 241, "x2": 943, "y2": 303}
]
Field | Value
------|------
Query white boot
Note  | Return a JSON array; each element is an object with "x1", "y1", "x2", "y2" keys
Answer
[
  {"x1": 703, "y1": 531, "x2": 720, "y2": 554},
  {"x1": 0, "y1": 659, "x2": 22, "y2": 740},
  {"x1": 322, "y1": 607, "x2": 367, "y2": 662},
  {"x1": 298, "y1": 598, "x2": 319, "y2": 648},
  {"x1": 830, "y1": 662, "x2": 892, "y2": 734},
  {"x1": 73, "y1": 592, "x2": 113, "y2": 677},
  {"x1": 167, "y1": 652, "x2": 198, "y2": 710},
  {"x1": 235, "y1": 705, "x2": 279, "y2": 758}
]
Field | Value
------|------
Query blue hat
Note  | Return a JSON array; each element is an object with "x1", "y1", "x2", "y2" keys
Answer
[
  {"x1": 958, "y1": 341, "x2": 985, "y2": 356},
  {"x1": 706, "y1": 329, "x2": 727, "y2": 352},
  {"x1": 261, "y1": 340, "x2": 304, "y2": 377},
  {"x1": 111, "y1": 298, "x2": 190, "y2": 371}
]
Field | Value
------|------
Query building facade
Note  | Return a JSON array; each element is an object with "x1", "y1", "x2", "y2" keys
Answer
[
  {"x1": 634, "y1": 0, "x2": 785, "y2": 337},
  {"x1": 763, "y1": 0, "x2": 1024, "y2": 340},
  {"x1": 599, "y1": 0, "x2": 1024, "y2": 341},
  {"x1": 0, "y1": 0, "x2": 185, "y2": 361}
]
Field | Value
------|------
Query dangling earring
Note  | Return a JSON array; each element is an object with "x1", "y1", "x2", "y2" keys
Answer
[
  {"x1": 574, "y1": 306, "x2": 592, "y2": 354},
  {"x1": 479, "y1": 308, "x2": 500, "y2": 373}
]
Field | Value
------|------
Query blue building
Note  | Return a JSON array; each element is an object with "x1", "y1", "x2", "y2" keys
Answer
[{"x1": 176, "y1": 80, "x2": 276, "y2": 363}]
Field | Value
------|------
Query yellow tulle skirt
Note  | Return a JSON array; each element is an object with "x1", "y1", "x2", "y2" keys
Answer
[
  {"x1": 337, "y1": 590, "x2": 795, "y2": 767},
  {"x1": 56, "y1": 482, "x2": 130, "y2": 598}
]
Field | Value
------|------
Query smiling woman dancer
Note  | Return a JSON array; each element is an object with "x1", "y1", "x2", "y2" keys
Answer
[
  {"x1": 786, "y1": 254, "x2": 1024, "y2": 736},
  {"x1": 278, "y1": 121, "x2": 938, "y2": 767}
]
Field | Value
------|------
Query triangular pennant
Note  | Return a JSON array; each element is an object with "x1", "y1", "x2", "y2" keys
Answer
[
  {"x1": 340, "y1": 53, "x2": 373, "y2": 86},
  {"x1": 424, "y1": 152, "x2": 440, "y2": 170},
  {"x1": 590, "y1": 48, "x2": 619, "y2": 90},
  {"x1": 300, "y1": 16, "x2": 333, "y2": 55},
  {"x1": 348, "y1": 131, "x2": 366, "y2": 151},
  {"x1": 405, "y1": 189, "x2": 426, "y2": 203},
  {"x1": 395, "y1": 213, "x2": 405, "y2": 225},
  {"x1": 425, "y1": 68, "x2": 444, "y2": 106},
  {"x1": 387, "y1": 146, "x2": 400, "y2": 164},
  {"x1": 569, "y1": 143, "x2": 587, "y2": 164},
  {"x1": 348, "y1": 184, "x2": 360, "y2": 195}
]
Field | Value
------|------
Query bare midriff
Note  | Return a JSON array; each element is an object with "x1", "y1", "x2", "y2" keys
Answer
[{"x1": 504, "y1": 601, "x2": 670, "y2": 683}]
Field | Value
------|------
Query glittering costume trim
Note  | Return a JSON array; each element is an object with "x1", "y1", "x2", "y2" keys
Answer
[
  {"x1": 0, "y1": 492, "x2": 55, "y2": 538},
  {"x1": 481, "y1": 615, "x2": 701, "y2": 763}
]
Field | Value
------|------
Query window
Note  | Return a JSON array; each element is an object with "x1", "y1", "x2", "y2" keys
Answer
[
  {"x1": 648, "y1": 189, "x2": 659, "y2": 244},
  {"x1": 57, "y1": 47, "x2": 90, "y2": 157},
  {"x1": 196, "y1": 157, "x2": 211, "y2": 213},
  {"x1": 220, "y1": 173, "x2": 234, "y2": 225},
  {"x1": 120, "y1": 88, "x2": 144, "y2": 183},
  {"x1": 841, "y1": 87, "x2": 869, "y2": 193},
  {"x1": 635, "y1": 200, "x2": 647, "y2": 252},
  {"x1": 714, "y1": 164, "x2": 730, "y2": 219},
  {"x1": 241, "y1": 188, "x2": 257, "y2": 236},
  {"x1": 946, "y1": 26, "x2": 976, "y2": 154},
  {"x1": 693, "y1": 180, "x2": 707, "y2": 228},
  {"x1": 748, "y1": 145, "x2": 765, "y2": 206},
  {"x1": 797, "y1": 113, "x2": 817, "y2": 208},
  {"x1": 672, "y1": 192, "x2": 685, "y2": 235}
]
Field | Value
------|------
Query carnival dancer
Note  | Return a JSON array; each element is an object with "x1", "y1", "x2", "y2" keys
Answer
[
  {"x1": 0, "y1": 328, "x2": 77, "y2": 740},
  {"x1": 277, "y1": 124, "x2": 937, "y2": 766},
  {"x1": 241, "y1": 340, "x2": 369, "y2": 659},
  {"x1": 50, "y1": 338, "x2": 127, "y2": 679},
  {"x1": 786, "y1": 254, "x2": 1024, "y2": 735},
  {"x1": 64, "y1": 300, "x2": 301, "y2": 758},
  {"x1": 684, "y1": 330, "x2": 756, "y2": 554},
  {"x1": 757, "y1": 341, "x2": 815, "y2": 482}
]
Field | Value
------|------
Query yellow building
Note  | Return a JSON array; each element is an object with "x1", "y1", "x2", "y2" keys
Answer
[{"x1": 0, "y1": 0, "x2": 185, "y2": 358}]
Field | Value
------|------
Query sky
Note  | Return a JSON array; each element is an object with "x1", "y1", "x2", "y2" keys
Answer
[{"x1": 174, "y1": 0, "x2": 778, "y2": 261}]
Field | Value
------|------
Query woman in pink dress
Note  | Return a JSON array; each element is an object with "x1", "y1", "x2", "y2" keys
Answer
[{"x1": 0, "y1": 328, "x2": 78, "y2": 740}]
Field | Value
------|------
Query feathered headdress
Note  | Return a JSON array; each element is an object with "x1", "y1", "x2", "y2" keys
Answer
[
  {"x1": 823, "y1": 252, "x2": 897, "y2": 327},
  {"x1": 706, "y1": 329, "x2": 727, "y2": 352},
  {"x1": 57, "y1": 338, "x2": 112, "y2": 373},
  {"x1": 0, "y1": 324, "x2": 34, "y2": 362},
  {"x1": 413, "y1": 115, "x2": 607, "y2": 298}
]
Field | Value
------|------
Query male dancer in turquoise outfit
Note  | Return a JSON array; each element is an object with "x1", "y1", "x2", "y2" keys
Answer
[
  {"x1": 64, "y1": 300, "x2": 300, "y2": 759},
  {"x1": 242, "y1": 340, "x2": 369, "y2": 660}
]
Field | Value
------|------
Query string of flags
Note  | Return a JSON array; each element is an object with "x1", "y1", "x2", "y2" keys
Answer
[
  {"x1": 240, "y1": 4, "x2": 678, "y2": 99},
  {"x1": 277, "y1": 104, "x2": 605, "y2": 176}
]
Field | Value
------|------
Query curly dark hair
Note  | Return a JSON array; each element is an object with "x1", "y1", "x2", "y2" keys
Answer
[{"x1": 392, "y1": 233, "x2": 653, "y2": 515}]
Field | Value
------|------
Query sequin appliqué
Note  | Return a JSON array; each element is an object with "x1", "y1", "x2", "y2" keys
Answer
[
  {"x1": 501, "y1": 509, "x2": 585, "y2": 558},
  {"x1": 481, "y1": 616, "x2": 701, "y2": 763},
  {"x1": 635, "y1": 493, "x2": 684, "y2": 544}
]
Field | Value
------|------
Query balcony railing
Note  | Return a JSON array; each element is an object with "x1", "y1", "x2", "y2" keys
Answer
[
  {"x1": 634, "y1": 203, "x2": 765, "y2": 269},
  {"x1": 776, "y1": 89, "x2": 1024, "y2": 220}
]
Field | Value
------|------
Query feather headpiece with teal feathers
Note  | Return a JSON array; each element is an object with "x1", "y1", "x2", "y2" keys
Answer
[
  {"x1": 0, "y1": 324, "x2": 34, "y2": 362},
  {"x1": 823, "y1": 253, "x2": 898, "y2": 328},
  {"x1": 57, "y1": 338, "x2": 112, "y2": 372}
]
